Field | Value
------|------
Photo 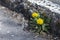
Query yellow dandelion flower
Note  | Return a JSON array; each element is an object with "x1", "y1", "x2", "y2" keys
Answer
[
  {"x1": 32, "y1": 12, "x2": 39, "y2": 18},
  {"x1": 37, "y1": 18, "x2": 44, "y2": 25}
]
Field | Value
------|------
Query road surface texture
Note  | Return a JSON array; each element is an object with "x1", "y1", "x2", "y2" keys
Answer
[{"x1": 0, "y1": 5, "x2": 49, "y2": 40}]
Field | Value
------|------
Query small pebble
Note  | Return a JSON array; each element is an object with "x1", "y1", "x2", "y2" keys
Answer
[
  {"x1": 11, "y1": 35, "x2": 15, "y2": 37},
  {"x1": 7, "y1": 31, "x2": 10, "y2": 33}
]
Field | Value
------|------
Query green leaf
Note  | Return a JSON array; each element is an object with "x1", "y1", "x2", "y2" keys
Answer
[
  {"x1": 44, "y1": 27, "x2": 48, "y2": 32},
  {"x1": 42, "y1": 24, "x2": 49, "y2": 32},
  {"x1": 42, "y1": 24, "x2": 45, "y2": 31},
  {"x1": 37, "y1": 26, "x2": 41, "y2": 33}
]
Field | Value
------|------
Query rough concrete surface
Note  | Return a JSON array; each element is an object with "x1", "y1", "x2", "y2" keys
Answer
[{"x1": 0, "y1": 5, "x2": 48, "y2": 40}]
